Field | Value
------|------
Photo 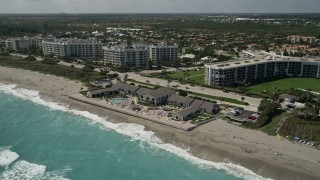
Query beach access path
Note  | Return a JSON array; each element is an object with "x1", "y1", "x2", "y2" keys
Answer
[{"x1": 0, "y1": 66, "x2": 320, "y2": 180}]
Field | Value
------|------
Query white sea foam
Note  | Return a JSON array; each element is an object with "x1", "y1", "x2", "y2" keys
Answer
[
  {"x1": 0, "y1": 83, "x2": 272, "y2": 180},
  {"x1": 1, "y1": 160, "x2": 46, "y2": 180},
  {"x1": 0, "y1": 148, "x2": 70, "y2": 180},
  {"x1": 42, "y1": 166, "x2": 72, "y2": 180},
  {"x1": 0, "y1": 149, "x2": 19, "y2": 167}
]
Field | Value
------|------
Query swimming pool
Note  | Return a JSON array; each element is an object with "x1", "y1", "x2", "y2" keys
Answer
[{"x1": 112, "y1": 98, "x2": 129, "y2": 104}]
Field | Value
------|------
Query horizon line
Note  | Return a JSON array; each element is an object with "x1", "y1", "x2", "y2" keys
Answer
[{"x1": 1, "y1": 12, "x2": 320, "y2": 15}]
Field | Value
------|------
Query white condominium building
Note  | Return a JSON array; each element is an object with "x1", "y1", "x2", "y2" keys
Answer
[
  {"x1": 42, "y1": 37, "x2": 103, "y2": 59},
  {"x1": 205, "y1": 51, "x2": 320, "y2": 87},
  {"x1": 104, "y1": 44, "x2": 149, "y2": 68},
  {"x1": 287, "y1": 35, "x2": 316, "y2": 44},
  {"x1": 149, "y1": 42, "x2": 178, "y2": 66},
  {"x1": 5, "y1": 36, "x2": 42, "y2": 52}
]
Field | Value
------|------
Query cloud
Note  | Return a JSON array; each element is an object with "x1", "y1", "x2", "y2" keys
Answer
[{"x1": 0, "y1": 0, "x2": 319, "y2": 13}]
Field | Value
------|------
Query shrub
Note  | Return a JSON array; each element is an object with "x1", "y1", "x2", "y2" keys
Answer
[
  {"x1": 178, "y1": 90, "x2": 188, "y2": 96},
  {"x1": 82, "y1": 65, "x2": 95, "y2": 72},
  {"x1": 42, "y1": 58, "x2": 58, "y2": 65},
  {"x1": 24, "y1": 56, "x2": 36, "y2": 61}
]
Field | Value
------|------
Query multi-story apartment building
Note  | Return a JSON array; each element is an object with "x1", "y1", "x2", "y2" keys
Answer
[
  {"x1": 149, "y1": 42, "x2": 178, "y2": 66},
  {"x1": 42, "y1": 37, "x2": 102, "y2": 59},
  {"x1": 205, "y1": 52, "x2": 320, "y2": 87},
  {"x1": 5, "y1": 36, "x2": 42, "y2": 52},
  {"x1": 104, "y1": 44, "x2": 149, "y2": 68},
  {"x1": 287, "y1": 35, "x2": 316, "y2": 44}
]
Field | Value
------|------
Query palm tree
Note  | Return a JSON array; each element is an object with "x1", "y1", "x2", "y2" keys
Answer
[
  {"x1": 220, "y1": 96, "x2": 224, "y2": 105},
  {"x1": 241, "y1": 97, "x2": 245, "y2": 102},
  {"x1": 124, "y1": 74, "x2": 128, "y2": 82}
]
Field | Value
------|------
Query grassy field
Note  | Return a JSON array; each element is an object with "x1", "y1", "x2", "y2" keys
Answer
[
  {"x1": 247, "y1": 78, "x2": 320, "y2": 95},
  {"x1": 148, "y1": 69, "x2": 206, "y2": 85},
  {"x1": 0, "y1": 55, "x2": 103, "y2": 83},
  {"x1": 260, "y1": 112, "x2": 287, "y2": 136}
]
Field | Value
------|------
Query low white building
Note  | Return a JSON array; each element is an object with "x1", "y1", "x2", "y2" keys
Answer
[{"x1": 180, "y1": 54, "x2": 195, "y2": 59}]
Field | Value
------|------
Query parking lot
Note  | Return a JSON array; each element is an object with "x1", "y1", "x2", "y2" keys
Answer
[{"x1": 227, "y1": 108, "x2": 257, "y2": 123}]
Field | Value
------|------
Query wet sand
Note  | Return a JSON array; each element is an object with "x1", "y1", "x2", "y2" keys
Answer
[{"x1": 0, "y1": 66, "x2": 320, "y2": 180}]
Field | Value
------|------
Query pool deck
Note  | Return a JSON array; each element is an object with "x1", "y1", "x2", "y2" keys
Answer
[{"x1": 68, "y1": 94, "x2": 198, "y2": 131}]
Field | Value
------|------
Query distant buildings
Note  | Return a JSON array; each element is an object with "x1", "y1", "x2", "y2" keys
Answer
[
  {"x1": 5, "y1": 36, "x2": 42, "y2": 52},
  {"x1": 149, "y1": 42, "x2": 178, "y2": 66},
  {"x1": 42, "y1": 37, "x2": 102, "y2": 59},
  {"x1": 180, "y1": 54, "x2": 195, "y2": 59},
  {"x1": 103, "y1": 43, "x2": 149, "y2": 68},
  {"x1": 287, "y1": 35, "x2": 316, "y2": 44},
  {"x1": 205, "y1": 51, "x2": 320, "y2": 87}
]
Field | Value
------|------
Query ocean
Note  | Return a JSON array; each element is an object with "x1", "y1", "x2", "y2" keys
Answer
[{"x1": 0, "y1": 83, "x2": 267, "y2": 180}]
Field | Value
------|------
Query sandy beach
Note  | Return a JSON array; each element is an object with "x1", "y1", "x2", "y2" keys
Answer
[{"x1": 1, "y1": 66, "x2": 320, "y2": 180}]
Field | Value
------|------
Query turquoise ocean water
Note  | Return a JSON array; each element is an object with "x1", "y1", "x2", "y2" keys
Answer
[{"x1": 0, "y1": 83, "x2": 266, "y2": 180}]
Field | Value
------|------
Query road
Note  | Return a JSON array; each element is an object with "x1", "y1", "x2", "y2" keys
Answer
[{"x1": 9, "y1": 53, "x2": 261, "y2": 110}]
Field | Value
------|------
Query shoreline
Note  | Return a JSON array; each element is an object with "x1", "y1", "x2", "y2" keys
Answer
[
  {"x1": 0, "y1": 66, "x2": 320, "y2": 180},
  {"x1": 68, "y1": 93, "x2": 197, "y2": 131}
]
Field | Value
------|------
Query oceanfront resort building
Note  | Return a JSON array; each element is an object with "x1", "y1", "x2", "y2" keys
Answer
[
  {"x1": 149, "y1": 42, "x2": 178, "y2": 66},
  {"x1": 5, "y1": 36, "x2": 43, "y2": 52},
  {"x1": 42, "y1": 37, "x2": 103, "y2": 59},
  {"x1": 103, "y1": 44, "x2": 149, "y2": 68},
  {"x1": 205, "y1": 51, "x2": 320, "y2": 87},
  {"x1": 86, "y1": 82, "x2": 220, "y2": 121}
]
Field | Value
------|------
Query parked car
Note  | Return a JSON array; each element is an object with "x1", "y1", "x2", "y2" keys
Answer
[
  {"x1": 287, "y1": 103, "x2": 295, "y2": 108},
  {"x1": 230, "y1": 110, "x2": 241, "y2": 116},
  {"x1": 248, "y1": 115, "x2": 257, "y2": 120}
]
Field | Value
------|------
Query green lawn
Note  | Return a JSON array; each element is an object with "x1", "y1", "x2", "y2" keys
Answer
[
  {"x1": 190, "y1": 113, "x2": 214, "y2": 124},
  {"x1": 247, "y1": 78, "x2": 320, "y2": 95},
  {"x1": 148, "y1": 69, "x2": 206, "y2": 85}
]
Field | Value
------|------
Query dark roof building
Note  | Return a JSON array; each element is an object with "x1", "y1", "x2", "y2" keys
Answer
[
  {"x1": 147, "y1": 87, "x2": 175, "y2": 99},
  {"x1": 113, "y1": 82, "x2": 140, "y2": 95},
  {"x1": 135, "y1": 87, "x2": 152, "y2": 97},
  {"x1": 190, "y1": 99, "x2": 205, "y2": 107},
  {"x1": 139, "y1": 87, "x2": 174, "y2": 105},
  {"x1": 168, "y1": 94, "x2": 195, "y2": 108},
  {"x1": 86, "y1": 86, "x2": 118, "y2": 98},
  {"x1": 279, "y1": 94, "x2": 299, "y2": 103},
  {"x1": 200, "y1": 101, "x2": 220, "y2": 114}
]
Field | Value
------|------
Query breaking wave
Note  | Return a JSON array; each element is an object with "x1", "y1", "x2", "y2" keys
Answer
[
  {"x1": 0, "y1": 148, "x2": 70, "y2": 180},
  {"x1": 0, "y1": 83, "x2": 271, "y2": 180}
]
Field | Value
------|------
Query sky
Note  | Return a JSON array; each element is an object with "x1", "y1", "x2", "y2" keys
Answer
[{"x1": 0, "y1": 0, "x2": 319, "y2": 14}]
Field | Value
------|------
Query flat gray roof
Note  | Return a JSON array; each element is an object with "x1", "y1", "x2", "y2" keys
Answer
[
  {"x1": 168, "y1": 94, "x2": 195, "y2": 105},
  {"x1": 147, "y1": 87, "x2": 174, "y2": 99},
  {"x1": 205, "y1": 51, "x2": 320, "y2": 69}
]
